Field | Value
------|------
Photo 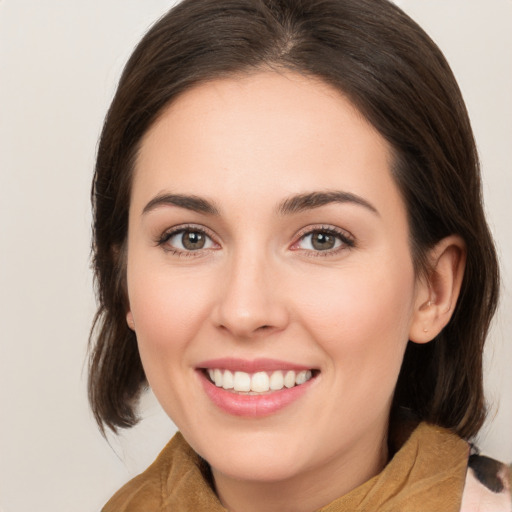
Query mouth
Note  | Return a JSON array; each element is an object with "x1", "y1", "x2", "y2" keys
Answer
[
  {"x1": 203, "y1": 368, "x2": 317, "y2": 394},
  {"x1": 196, "y1": 359, "x2": 319, "y2": 417}
]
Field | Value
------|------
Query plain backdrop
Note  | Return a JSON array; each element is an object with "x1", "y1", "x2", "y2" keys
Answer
[{"x1": 0, "y1": 1, "x2": 510, "y2": 511}]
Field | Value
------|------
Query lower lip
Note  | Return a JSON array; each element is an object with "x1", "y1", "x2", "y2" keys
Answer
[{"x1": 198, "y1": 371, "x2": 316, "y2": 417}]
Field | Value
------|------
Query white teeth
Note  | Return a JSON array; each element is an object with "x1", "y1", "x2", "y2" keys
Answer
[
  {"x1": 295, "y1": 370, "x2": 308, "y2": 385},
  {"x1": 233, "y1": 371, "x2": 251, "y2": 392},
  {"x1": 214, "y1": 369, "x2": 223, "y2": 387},
  {"x1": 269, "y1": 370, "x2": 284, "y2": 390},
  {"x1": 251, "y1": 372, "x2": 270, "y2": 392},
  {"x1": 222, "y1": 370, "x2": 234, "y2": 390},
  {"x1": 207, "y1": 368, "x2": 314, "y2": 393},
  {"x1": 284, "y1": 370, "x2": 296, "y2": 388}
]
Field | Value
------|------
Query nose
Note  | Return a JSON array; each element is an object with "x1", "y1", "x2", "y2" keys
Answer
[{"x1": 212, "y1": 248, "x2": 289, "y2": 339}]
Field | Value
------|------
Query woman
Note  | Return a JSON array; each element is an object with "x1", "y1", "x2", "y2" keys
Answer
[{"x1": 88, "y1": 0, "x2": 511, "y2": 510}]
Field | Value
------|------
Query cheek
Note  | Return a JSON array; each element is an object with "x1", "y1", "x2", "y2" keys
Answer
[
  {"x1": 127, "y1": 265, "x2": 213, "y2": 364},
  {"x1": 294, "y1": 257, "x2": 416, "y2": 381},
  {"x1": 126, "y1": 267, "x2": 218, "y2": 423}
]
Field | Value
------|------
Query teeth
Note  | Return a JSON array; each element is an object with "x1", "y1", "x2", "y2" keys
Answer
[
  {"x1": 284, "y1": 370, "x2": 296, "y2": 388},
  {"x1": 269, "y1": 370, "x2": 284, "y2": 390},
  {"x1": 296, "y1": 370, "x2": 312, "y2": 385},
  {"x1": 214, "y1": 369, "x2": 223, "y2": 387},
  {"x1": 251, "y1": 372, "x2": 270, "y2": 392},
  {"x1": 233, "y1": 371, "x2": 251, "y2": 392},
  {"x1": 222, "y1": 370, "x2": 234, "y2": 390},
  {"x1": 207, "y1": 369, "x2": 314, "y2": 393}
]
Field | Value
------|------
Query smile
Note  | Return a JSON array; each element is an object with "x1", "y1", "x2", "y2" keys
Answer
[
  {"x1": 206, "y1": 368, "x2": 314, "y2": 393},
  {"x1": 197, "y1": 359, "x2": 319, "y2": 417}
]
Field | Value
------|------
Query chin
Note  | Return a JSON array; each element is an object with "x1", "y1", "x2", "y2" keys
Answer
[
  {"x1": 191, "y1": 426, "x2": 317, "y2": 483},
  {"x1": 210, "y1": 452, "x2": 308, "y2": 483}
]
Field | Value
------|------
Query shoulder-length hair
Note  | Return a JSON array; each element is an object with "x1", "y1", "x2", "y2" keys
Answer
[{"x1": 89, "y1": 0, "x2": 499, "y2": 439}]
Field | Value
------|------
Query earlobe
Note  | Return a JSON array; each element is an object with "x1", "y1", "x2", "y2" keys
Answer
[
  {"x1": 409, "y1": 235, "x2": 466, "y2": 344},
  {"x1": 126, "y1": 311, "x2": 136, "y2": 331}
]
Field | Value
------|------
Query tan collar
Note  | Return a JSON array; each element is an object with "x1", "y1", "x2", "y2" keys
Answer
[
  {"x1": 103, "y1": 422, "x2": 469, "y2": 511},
  {"x1": 318, "y1": 422, "x2": 469, "y2": 511}
]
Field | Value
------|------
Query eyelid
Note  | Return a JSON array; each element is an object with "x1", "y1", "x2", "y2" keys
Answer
[
  {"x1": 290, "y1": 224, "x2": 355, "y2": 254},
  {"x1": 156, "y1": 223, "x2": 220, "y2": 254},
  {"x1": 155, "y1": 223, "x2": 354, "y2": 256}
]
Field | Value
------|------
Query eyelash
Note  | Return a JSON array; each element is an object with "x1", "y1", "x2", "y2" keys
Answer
[
  {"x1": 291, "y1": 225, "x2": 356, "y2": 257},
  {"x1": 156, "y1": 224, "x2": 355, "y2": 257},
  {"x1": 156, "y1": 224, "x2": 219, "y2": 257}
]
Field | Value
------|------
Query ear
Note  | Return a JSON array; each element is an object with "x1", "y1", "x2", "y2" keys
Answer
[
  {"x1": 126, "y1": 310, "x2": 136, "y2": 331},
  {"x1": 409, "y1": 235, "x2": 466, "y2": 344}
]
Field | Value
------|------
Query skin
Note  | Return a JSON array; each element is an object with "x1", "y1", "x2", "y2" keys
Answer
[{"x1": 125, "y1": 71, "x2": 465, "y2": 512}]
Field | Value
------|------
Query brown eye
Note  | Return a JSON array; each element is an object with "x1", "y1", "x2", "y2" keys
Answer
[
  {"x1": 311, "y1": 231, "x2": 336, "y2": 250},
  {"x1": 182, "y1": 231, "x2": 206, "y2": 250},
  {"x1": 294, "y1": 227, "x2": 354, "y2": 254},
  {"x1": 162, "y1": 227, "x2": 216, "y2": 252}
]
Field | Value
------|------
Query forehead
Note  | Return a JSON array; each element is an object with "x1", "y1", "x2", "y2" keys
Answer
[{"x1": 131, "y1": 71, "x2": 400, "y2": 217}]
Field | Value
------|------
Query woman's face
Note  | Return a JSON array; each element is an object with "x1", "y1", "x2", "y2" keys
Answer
[{"x1": 126, "y1": 71, "x2": 425, "y2": 490}]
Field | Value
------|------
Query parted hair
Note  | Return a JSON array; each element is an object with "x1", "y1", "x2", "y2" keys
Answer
[{"x1": 89, "y1": 0, "x2": 499, "y2": 438}]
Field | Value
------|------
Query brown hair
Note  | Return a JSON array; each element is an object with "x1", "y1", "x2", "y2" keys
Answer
[{"x1": 88, "y1": 0, "x2": 499, "y2": 438}]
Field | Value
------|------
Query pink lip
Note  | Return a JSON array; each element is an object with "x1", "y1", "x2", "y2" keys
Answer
[
  {"x1": 195, "y1": 359, "x2": 318, "y2": 418},
  {"x1": 196, "y1": 357, "x2": 312, "y2": 373}
]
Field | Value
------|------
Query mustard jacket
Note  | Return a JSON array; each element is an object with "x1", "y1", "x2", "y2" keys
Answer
[{"x1": 102, "y1": 423, "x2": 511, "y2": 511}]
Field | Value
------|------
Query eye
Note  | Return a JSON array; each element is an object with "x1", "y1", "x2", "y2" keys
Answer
[
  {"x1": 158, "y1": 226, "x2": 218, "y2": 253},
  {"x1": 292, "y1": 227, "x2": 355, "y2": 254}
]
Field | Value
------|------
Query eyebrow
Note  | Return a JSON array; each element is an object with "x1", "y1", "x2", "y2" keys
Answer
[
  {"x1": 142, "y1": 193, "x2": 220, "y2": 215},
  {"x1": 278, "y1": 191, "x2": 379, "y2": 216},
  {"x1": 142, "y1": 190, "x2": 378, "y2": 217}
]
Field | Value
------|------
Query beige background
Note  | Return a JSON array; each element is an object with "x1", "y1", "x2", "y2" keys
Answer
[{"x1": 0, "y1": 1, "x2": 510, "y2": 511}]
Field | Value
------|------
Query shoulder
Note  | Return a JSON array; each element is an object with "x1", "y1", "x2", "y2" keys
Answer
[
  {"x1": 101, "y1": 432, "x2": 224, "y2": 512},
  {"x1": 460, "y1": 451, "x2": 511, "y2": 512},
  {"x1": 101, "y1": 433, "x2": 186, "y2": 512}
]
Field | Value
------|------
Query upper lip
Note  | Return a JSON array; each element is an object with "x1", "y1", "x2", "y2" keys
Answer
[{"x1": 196, "y1": 357, "x2": 315, "y2": 373}]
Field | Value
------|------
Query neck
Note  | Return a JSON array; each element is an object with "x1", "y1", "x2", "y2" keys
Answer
[{"x1": 211, "y1": 428, "x2": 389, "y2": 512}]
